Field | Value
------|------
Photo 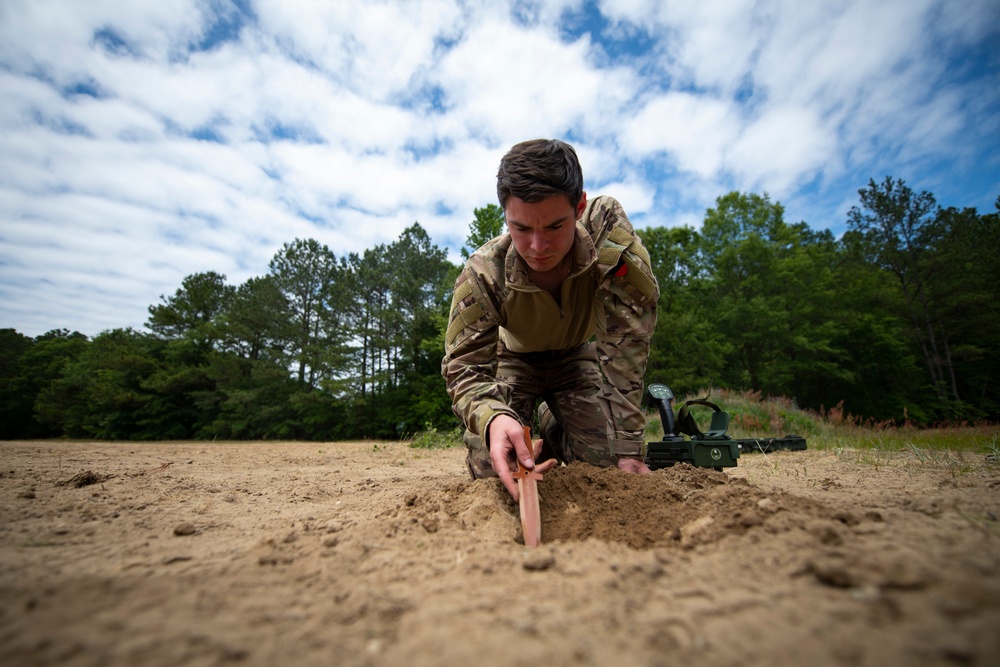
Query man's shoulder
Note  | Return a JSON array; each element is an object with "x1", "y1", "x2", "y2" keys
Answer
[
  {"x1": 465, "y1": 234, "x2": 511, "y2": 273},
  {"x1": 581, "y1": 195, "x2": 635, "y2": 244},
  {"x1": 585, "y1": 193, "x2": 624, "y2": 213},
  {"x1": 446, "y1": 236, "x2": 509, "y2": 347},
  {"x1": 458, "y1": 234, "x2": 512, "y2": 300}
]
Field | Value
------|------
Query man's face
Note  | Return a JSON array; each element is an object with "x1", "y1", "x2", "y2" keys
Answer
[{"x1": 504, "y1": 194, "x2": 586, "y2": 274}]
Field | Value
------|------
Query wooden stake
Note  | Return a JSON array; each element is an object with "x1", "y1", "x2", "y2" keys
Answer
[{"x1": 512, "y1": 425, "x2": 543, "y2": 547}]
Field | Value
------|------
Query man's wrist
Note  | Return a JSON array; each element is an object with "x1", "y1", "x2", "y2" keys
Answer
[
  {"x1": 483, "y1": 411, "x2": 520, "y2": 450},
  {"x1": 476, "y1": 406, "x2": 516, "y2": 438}
]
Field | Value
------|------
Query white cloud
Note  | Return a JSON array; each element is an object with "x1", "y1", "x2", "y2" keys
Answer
[
  {"x1": 621, "y1": 92, "x2": 740, "y2": 179},
  {"x1": 0, "y1": 0, "x2": 996, "y2": 336},
  {"x1": 728, "y1": 105, "x2": 837, "y2": 195},
  {"x1": 255, "y1": 0, "x2": 464, "y2": 99},
  {"x1": 597, "y1": 179, "x2": 655, "y2": 215},
  {"x1": 432, "y1": 13, "x2": 636, "y2": 144}
]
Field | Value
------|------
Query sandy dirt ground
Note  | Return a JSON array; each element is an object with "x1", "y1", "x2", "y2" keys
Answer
[{"x1": 1, "y1": 439, "x2": 999, "y2": 667}]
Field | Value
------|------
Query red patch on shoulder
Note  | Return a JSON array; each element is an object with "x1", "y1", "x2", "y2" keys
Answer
[{"x1": 614, "y1": 262, "x2": 629, "y2": 277}]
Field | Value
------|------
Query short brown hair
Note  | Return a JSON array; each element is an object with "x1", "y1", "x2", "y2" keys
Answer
[{"x1": 496, "y1": 139, "x2": 584, "y2": 209}]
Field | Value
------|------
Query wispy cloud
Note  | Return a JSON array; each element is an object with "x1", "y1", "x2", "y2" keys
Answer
[{"x1": 1, "y1": 0, "x2": 997, "y2": 336}]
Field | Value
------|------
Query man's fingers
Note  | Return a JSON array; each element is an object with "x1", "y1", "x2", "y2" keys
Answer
[
  {"x1": 490, "y1": 447, "x2": 520, "y2": 501},
  {"x1": 494, "y1": 458, "x2": 519, "y2": 501},
  {"x1": 530, "y1": 437, "x2": 544, "y2": 460},
  {"x1": 500, "y1": 472, "x2": 519, "y2": 501},
  {"x1": 534, "y1": 458, "x2": 558, "y2": 474},
  {"x1": 513, "y1": 435, "x2": 534, "y2": 469}
]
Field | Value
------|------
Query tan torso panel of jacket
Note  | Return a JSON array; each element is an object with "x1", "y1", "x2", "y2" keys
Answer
[{"x1": 499, "y1": 221, "x2": 599, "y2": 353}]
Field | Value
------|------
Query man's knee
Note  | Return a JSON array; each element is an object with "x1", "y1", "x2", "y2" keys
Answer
[
  {"x1": 542, "y1": 395, "x2": 616, "y2": 468},
  {"x1": 538, "y1": 401, "x2": 572, "y2": 464}
]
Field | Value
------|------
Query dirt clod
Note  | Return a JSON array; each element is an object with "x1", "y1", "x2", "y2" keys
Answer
[{"x1": 173, "y1": 523, "x2": 197, "y2": 536}]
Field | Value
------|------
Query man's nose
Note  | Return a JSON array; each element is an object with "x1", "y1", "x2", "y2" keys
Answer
[{"x1": 530, "y1": 232, "x2": 547, "y2": 251}]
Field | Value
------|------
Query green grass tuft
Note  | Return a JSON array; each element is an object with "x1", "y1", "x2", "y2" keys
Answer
[{"x1": 408, "y1": 423, "x2": 463, "y2": 450}]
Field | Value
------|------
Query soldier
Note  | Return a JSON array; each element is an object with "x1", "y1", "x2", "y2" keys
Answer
[{"x1": 442, "y1": 138, "x2": 659, "y2": 501}]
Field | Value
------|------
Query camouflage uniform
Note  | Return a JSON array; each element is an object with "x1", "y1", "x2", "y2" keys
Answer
[{"x1": 441, "y1": 195, "x2": 659, "y2": 478}]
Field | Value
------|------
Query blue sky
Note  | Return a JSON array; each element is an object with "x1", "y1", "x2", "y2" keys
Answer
[{"x1": 1, "y1": 0, "x2": 998, "y2": 337}]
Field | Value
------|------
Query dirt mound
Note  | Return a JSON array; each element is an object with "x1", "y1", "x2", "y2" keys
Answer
[{"x1": 389, "y1": 461, "x2": 847, "y2": 551}]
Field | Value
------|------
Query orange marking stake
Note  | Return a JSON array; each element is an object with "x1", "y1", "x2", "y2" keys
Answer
[{"x1": 512, "y1": 425, "x2": 543, "y2": 547}]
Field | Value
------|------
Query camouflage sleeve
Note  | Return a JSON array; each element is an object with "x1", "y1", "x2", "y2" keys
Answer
[
  {"x1": 591, "y1": 197, "x2": 660, "y2": 458},
  {"x1": 440, "y1": 263, "x2": 520, "y2": 440}
]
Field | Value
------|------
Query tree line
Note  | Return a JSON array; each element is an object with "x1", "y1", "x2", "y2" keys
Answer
[{"x1": 2, "y1": 177, "x2": 997, "y2": 441}]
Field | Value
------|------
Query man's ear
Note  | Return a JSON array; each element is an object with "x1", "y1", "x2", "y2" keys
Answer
[{"x1": 576, "y1": 192, "x2": 587, "y2": 219}]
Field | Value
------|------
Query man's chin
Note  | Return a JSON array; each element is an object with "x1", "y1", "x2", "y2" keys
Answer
[{"x1": 527, "y1": 258, "x2": 556, "y2": 273}]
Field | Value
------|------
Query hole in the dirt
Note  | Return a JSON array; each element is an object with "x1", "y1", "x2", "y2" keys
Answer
[
  {"x1": 536, "y1": 463, "x2": 776, "y2": 549},
  {"x1": 57, "y1": 470, "x2": 113, "y2": 488}
]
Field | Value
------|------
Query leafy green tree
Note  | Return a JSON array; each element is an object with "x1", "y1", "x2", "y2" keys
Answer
[
  {"x1": 828, "y1": 248, "x2": 930, "y2": 421},
  {"x1": 209, "y1": 366, "x2": 301, "y2": 440},
  {"x1": 342, "y1": 224, "x2": 454, "y2": 436},
  {"x1": 388, "y1": 224, "x2": 451, "y2": 377},
  {"x1": 15, "y1": 330, "x2": 90, "y2": 437},
  {"x1": 219, "y1": 275, "x2": 291, "y2": 367},
  {"x1": 699, "y1": 193, "x2": 792, "y2": 391},
  {"x1": 461, "y1": 203, "x2": 504, "y2": 259},
  {"x1": 382, "y1": 224, "x2": 453, "y2": 434},
  {"x1": 147, "y1": 271, "x2": 234, "y2": 347},
  {"x1": 346, "y1": 245, "x2": 392, "y2": 399},
  {"x1": 922, "y1": 204, "x2": 1000, "y2": 416},
  {"x1": 637, "y1": 226, "x2": 727, "y2": 395},
  {"x1": 845, "y1": 178, "x2": 957, "y2": 402},
  {"x1": 697, "y1": 193, "x2": 852, "y2": 406},
  {"x1": 141, "y1": 336, "x2": 226, "y2": 438},
  {"x1": 0, "y1": 329, "x2": 37, "y2": 437},
  {"x1": 36, "y1": 328, "x2": 168, "y2": 439},
  {"x1": 769, "y1": 225, "x2": 855, "y2": 409},
  {"x1": 145, "y1": 272, "x2": 242, "y2": 436},
  {"x1": 269, "y1": 239, "x2": 344, "y2": 387}
]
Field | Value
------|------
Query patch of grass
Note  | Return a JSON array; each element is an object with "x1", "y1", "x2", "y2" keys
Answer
[
  {"x1": 981, "y1": 433, "x2": 999, "y2": 467},
  {"x1": 408, "y1": 424, "x2": 463, "y2": 450},
  {"x1": 847, "y1": 446, "x2": 896, "y2": 470},
  {"x1": 825, "y1": 428, "x2": 998, "y2": 454}
]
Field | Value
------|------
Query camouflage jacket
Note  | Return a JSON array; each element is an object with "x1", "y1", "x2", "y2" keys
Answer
[{"x1": 441, "y1": 195, "x2": 659, "y2": 457}]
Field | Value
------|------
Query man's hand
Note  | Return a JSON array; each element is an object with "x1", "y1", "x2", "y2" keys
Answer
[
  {"x1": 617, "y1": 456, "x2": 651, "y2": 474},
  {"x1": 488, "y1": 415, "x2": 557, "y2": 501}
]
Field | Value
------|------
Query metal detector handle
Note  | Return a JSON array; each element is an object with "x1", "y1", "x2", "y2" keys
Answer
[{"x1": 644, "y1": 383, "x2": 676, "y2": 437}]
